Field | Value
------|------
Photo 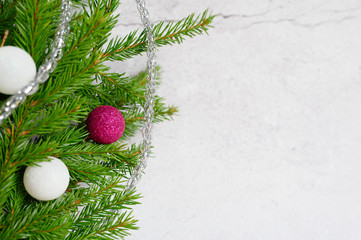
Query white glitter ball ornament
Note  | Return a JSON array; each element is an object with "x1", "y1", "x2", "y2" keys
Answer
[
  {"x1": 0, "y1": 46, "x2": 36, "y2": 95},
  {"x1": 23, "y1": 157, "x2": 69, "y2": 201}
]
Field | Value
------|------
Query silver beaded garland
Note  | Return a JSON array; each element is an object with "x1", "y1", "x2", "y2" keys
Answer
[{"x1": 126, "y1": 0, "x2": 156, "y2": 191}]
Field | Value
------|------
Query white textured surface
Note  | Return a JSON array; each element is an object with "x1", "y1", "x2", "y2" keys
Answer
[{"x1": 114, "y1": 1, "x2": 361, "y2": 239}]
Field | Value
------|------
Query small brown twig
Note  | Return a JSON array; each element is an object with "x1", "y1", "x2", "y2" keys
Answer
[{"x1": 1, "y1": 30, "x2": 9, "y2": 47}]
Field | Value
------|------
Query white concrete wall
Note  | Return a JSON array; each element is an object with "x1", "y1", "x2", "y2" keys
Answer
[{"x1": 114, "y1": 1, "x2": 361, "y2": 239}]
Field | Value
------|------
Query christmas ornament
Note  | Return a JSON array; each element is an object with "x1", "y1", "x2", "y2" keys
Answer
[
  {"x1": 86, "y1": 105, "x2": 125, "y2": 144},
  {"x1": 23, "y1": 157, "x2": 70, "y2": 201},
  {"x1": 0, "y1": 46, "x2": 36, "y2": 95}
]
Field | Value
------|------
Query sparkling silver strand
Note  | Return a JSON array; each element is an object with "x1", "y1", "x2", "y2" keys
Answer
[
  {"x1": 126, "y1": 0, "x2": 156, "y2": 190},
  {"x1": 0, "y1": 0, "x2": 72, "y2": 124}
]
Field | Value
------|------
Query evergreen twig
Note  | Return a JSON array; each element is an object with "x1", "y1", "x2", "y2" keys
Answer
[{"x1": 0, "y1": 0, "x2": 214, "y2": 238}]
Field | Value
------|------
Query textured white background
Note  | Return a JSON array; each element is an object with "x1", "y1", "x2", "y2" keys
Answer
[{"x1": 112, "y1": 0, "x2": 361, "y2": 239}]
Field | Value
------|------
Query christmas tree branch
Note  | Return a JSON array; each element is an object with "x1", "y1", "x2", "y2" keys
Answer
[
  {"x1": 102, "y1": 9, "x2": 215, "y2": 62},
  {"x1": 0, "y1": 0, "x2": 214, "y2": 237},
  {"x1": 15, "y1": 0, "x2": 59, "y2": 62},
  {"x1": 0, "y1": 0, "x2": 16, "y2": 44}
]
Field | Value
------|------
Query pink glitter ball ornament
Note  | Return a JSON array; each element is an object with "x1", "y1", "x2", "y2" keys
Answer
[{"x1": 86, "y1": 105, "x2": 125, "y2": 144}]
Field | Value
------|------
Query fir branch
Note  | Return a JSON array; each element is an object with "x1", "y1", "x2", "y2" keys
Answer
[
  {"x1": 121, "y1": 97, "x2": 178, "y2": 139},
  {"x1": 102, "y1": 9, "x2": 215, "y2": 62},
  {"x1": 0, "y1": 0, "x2": 214, "y2": 237},
  {"x1": 14, "y1": 0, "x2": 59, "y2": 63},
  {"x1": 2, "y1": 178, "x2": 139, "y2": 239},
  {"x1": 67, "y1": 179, "x2": 140, "y2": 239},
  {"x1": 0, "y1": 0, "x2": 17, "y2": 45}
]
